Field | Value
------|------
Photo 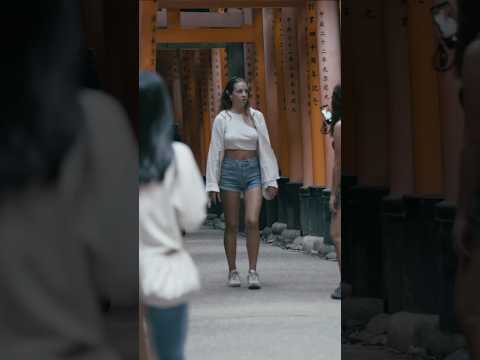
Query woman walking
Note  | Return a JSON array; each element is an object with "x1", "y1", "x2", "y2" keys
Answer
[
  {"x1": 139, "y1": 71, "x2": 207, "y2": 360},
  {"x1": 454, "y1": 1, "x2": 480, "y2": 358},
  {"x1": 206, "y1": 77, "x2": 279, "y2": 289},
  {"x1": 327, "y1": 85, "x2": 342, "y2": 300}
]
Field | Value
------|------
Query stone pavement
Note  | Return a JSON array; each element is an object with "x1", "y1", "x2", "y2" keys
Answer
[{"x1": 183, "y1": 227, "x2": 341, "y2": 360}]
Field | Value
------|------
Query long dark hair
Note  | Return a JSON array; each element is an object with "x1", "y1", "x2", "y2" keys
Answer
[
  {"x1": 330, "y1": 85, "x2": 342, "y2": 136},
  {"x1": 220, "y1": 77, "x2": 251, "y2": 112},
  {"x1": 455, "y1": 0, "x2": 480, "y2": 76},
  {"x1": 1, "y1": 1, "x2": 83, "y2": 195},
  {"x1": 139, "y1": 71, "x2": 174, "y2": 185}
]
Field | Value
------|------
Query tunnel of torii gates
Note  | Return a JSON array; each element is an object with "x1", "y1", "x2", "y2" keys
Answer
[
  {"x1": 139, "y1": 0, "x2": 341, "y2": 188},
  {"x1": 141, "y1": 0, "x2": 464, "y2": 202}
]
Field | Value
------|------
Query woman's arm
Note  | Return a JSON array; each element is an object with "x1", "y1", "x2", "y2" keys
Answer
[
  {"x1": 205, "y1": 115, "x2": 224, "y2": 193},
  {"x1": 330, "y1": 121, "x2": 341, "y2": 211}
]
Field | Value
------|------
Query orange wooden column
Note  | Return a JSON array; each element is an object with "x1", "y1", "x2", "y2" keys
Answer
[
  {"x1": 181, "y1": 50, "x2": 194, "y2": 152},
  {"x1": 199, "y1": 49, "x2": 212, "y2": 175},
  {"x1": 273, "y1": 9, "x2": 290, "y2": 177},
  {"x1": 316, "y1": 0, "x2": 341, "y2": 189},
  {"x1": 139, "y1": 0, "x2": 157, "y2": 71},
  {"x1": 306, "y1": 1, "x2": 326, "y2": 186},
  {"x1": 282, "y1": 8, "x2": 304, "y2": 183},
  {"x1": 340, "y1": 0, "x2": 357, "y2": 177},
  {"x1": 219, "y1": 48, "x2": 230, "y2": 89},
  {"x1": 244, "y1": 43, "x2": 259, "y2": 109},
  {"x1": 406, "y1": 0, "x2": 443, "y2": 195},
  {"x1": 211, "y1": 48, "x2": 223, "y2": 114},
  {"x1": 296, "y1": 4, "x2": 314, "y2": 186},
  {"x1": 384, "y1": 0, "x2": 414, "y2": 195},
  {"x1": 261, "y1": 8, "x2": 281, "y2": 166},
  {"x1": 253, "y1": 9, "x2": 267, "y2": 114},
  {"x1": 171, "y1": 49, "x2": 184, "y2": 131}
]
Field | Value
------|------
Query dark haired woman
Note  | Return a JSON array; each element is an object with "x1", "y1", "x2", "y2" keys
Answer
[
  {"x1": 327, "y1": 85, "x2": 342, "y2": 300},
  {"x1": 139, "y1": 71, "x2": 207, "y2": 360},
  {"x1": 453, "y1": 1, "x2": 480, "y2": 358},
  {"x1": 0, "y1": 1, "x2": 138, "y2": 359},
  {"x1": 206, "y1": 77, "x2": 279, "y2": 289}
]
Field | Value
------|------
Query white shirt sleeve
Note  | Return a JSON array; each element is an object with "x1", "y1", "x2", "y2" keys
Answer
[
  {"x1": 170, "y1": 142, "x2": 208, "y2": 232},
  {"x1": 205, "y1": 114, "x2": 224, "y2": 193}
]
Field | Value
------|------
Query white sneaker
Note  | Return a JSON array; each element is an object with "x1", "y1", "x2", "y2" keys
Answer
[
  {"x1": 247, "y1": 270, "x2": 261, "y2": 290},
  {"x1": 228, "y1": 270, "x2": 241, "y2": 287}
]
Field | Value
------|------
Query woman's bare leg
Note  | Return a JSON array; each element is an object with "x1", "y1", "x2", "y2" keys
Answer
[
  {"x1": 244, "y1": 186, "x2": 263, "y2": 271},
  {"x1": 221, "y1": 190, "x2": 241, "y2": 272},
  {"x1": 331, "y1": 208, "x2": 341, "y2": 270}
]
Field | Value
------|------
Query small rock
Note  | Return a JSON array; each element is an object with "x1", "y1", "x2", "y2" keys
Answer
[
  {"x1": 366, "y1": 313, "x2": 391, "y2": 335},
  {"x1": 407, "y1": 346, "x2": 428, "y2": 357},
  {"x1": 417, "y1": 325, "x2": 466, "y2": 357},
  {"x1": 271, "y1": 222, "x2": 287, "y2": 235},
  {"x1": 326, "y1": 251, "x2": 337, "y2": 260},
  {"x1": 319, "y1": 244, "x2": 336, "y2": 256},
  {"x1": 266, "y1": 234, "x2": 276, "y2": 244},
  {"x1": 303, "y1": 236, "x2": 323, "y2": 254},
  {"x1": 342, "y1": 298, "x2": 384, "y2": 327},
  {"x1": 445, "y1": 349, "x2": 471, "y2": 360},
  {"x1": 261, "y1": 227, "x2": 272, "y2": 237},
  {"x1": 368, "y1": 334, "x2": 388, "y2": 346},
  {"x1": 387, "y1": 312, "x2": 438, "y2": 353}
]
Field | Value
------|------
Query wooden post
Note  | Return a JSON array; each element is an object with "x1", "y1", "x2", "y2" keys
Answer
[
  {"x1": 317, "y1": 0, "x2": 341, "y2": 189},
  {"x1": 297, "y1": 4, "x2": 314, "y2": 186},
  {"x1": 306, "y1": 0, "x2": 326, "y2": 186},
  {"x1": 273, "y1": 8, "x2": 290, "y2": 177},
  {"x1": 253, "y1": 9, "x2": 267, "y2": 114},
  {"x1": 406, "y1": 0, "x2": 443, "y2": 195},
  {"x1": 140, "y1": 0, "x2": 156, "y2": 71},
  {"x1": 262, "y1": 8, "x2": 281, "y2": 165},
  {"x1": 282, "y1": 7, "x2": 304, "y2": 182}
]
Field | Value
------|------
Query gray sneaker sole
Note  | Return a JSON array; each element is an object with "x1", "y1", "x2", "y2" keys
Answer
[{"x1": 248, "y1": 282, "x2": 261, "y2": 290}]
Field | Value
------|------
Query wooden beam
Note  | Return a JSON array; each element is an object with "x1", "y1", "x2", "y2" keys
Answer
[
  {"x1": 167, "y1": 9, "x2": 180, "y2": 27},
  {"x1": 155, "y1": 26, "x2": 255, "y2": 43},
  {"x1": 157, "y1": 0, "x2": 307, "y2": 8},
  {"x1": 140, "y1": 0, "x2": 157, "y2": 71}
]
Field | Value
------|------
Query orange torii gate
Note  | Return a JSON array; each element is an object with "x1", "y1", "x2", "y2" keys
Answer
[{"x1": 139, "y1": 0, "x2": 339, "y2": 187}]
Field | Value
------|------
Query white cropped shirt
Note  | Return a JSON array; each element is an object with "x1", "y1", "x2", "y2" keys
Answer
[
  {"x1": 206, "y1": 108, "x2": 280, "y2": 200},
  {"x1": 224, "y1": 111, "x2": 259, "y2": 150}
]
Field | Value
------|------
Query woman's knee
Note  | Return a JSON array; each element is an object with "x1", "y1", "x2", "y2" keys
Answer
[
  {"x1": 245, "y1": 217, "x2": 259, "y2": 230},
  {"x1": 225, "y1": 221, "x2": 238, "y2": 234}
]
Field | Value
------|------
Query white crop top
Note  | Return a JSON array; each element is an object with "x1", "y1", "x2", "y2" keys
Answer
[{"x1": 223, "y1": 111, "x2": 258, "y2": 151}]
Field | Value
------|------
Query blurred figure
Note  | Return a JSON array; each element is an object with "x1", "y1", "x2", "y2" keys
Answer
[
  {"x1": 0, "y1": 1, "x2": 137, "y2": 359},
  {"x1": 327, "y1": 85, "x2": 342, "y2": 300},
  {"x1": 205, "y1": 77, "x2": 279, "y2": 290},
  {"x1": 454, "y1": 1, "x2": 480, "y2": 359},
  {"x1": 139, "y1": 71, "x2": 207, "y2": 360}
]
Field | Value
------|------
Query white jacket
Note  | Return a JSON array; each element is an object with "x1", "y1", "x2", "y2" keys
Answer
[
  {"x1": 205, "y1": 108, "x2": 280, "y2": 200},
  {"x1": 139, "y1": 142, "x2": 207, "y2": 307}
]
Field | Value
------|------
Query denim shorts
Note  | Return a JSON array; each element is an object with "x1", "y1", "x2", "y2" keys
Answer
[{"x1": 219, "y1": 156, "x2": 262, "y2": 192}]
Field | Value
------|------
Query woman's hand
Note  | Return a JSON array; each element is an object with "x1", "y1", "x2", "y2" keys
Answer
[
  {"x1": 453, "y1": 214, "x2": 472, "y2": 260},
  {"x1": 208, "y1": 191, "x2": 221, "y2": 208},
  {"x1": 329, "y1": 194, "x2": 337, "y2": 215},
  {"x1": 266, "y1": 186, "x2": 278, "y2": 199}
]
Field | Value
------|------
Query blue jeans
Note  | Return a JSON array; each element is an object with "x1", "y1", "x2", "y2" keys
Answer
[{"x1": 146, "y1": 304, "x2": 188, "y2": 360}]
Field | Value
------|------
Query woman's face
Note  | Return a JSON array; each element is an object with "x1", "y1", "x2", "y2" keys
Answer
[{"x1": 230, "y1": 81, "x2": 249, "y2": 108}]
